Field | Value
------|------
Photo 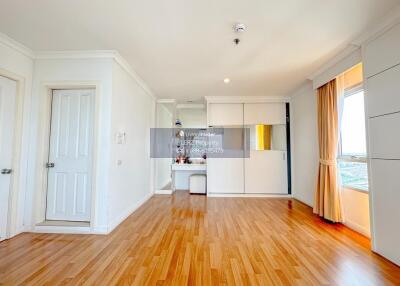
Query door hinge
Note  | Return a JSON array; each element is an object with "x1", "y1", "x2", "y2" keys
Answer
[{"x1": 46, "y1": 163, "x2": 55, "y2": 168}]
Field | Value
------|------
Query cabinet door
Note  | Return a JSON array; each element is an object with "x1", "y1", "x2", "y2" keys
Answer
[
  {"x1": 366, "y1": 64, "x2": 400, "y2": 118},
  {"x1": 207, "y1": 158, "x2": 244, "y2": 193},
  {"x1": 364, "y1": 23, "x2": 400, "y2": 78},
  {"x1": 244, "y1": 103, "x2": 286, "y2": 125},
  {"x1": 370, "y1": 159, "x2": 400, "y2": 265},
  {"x1": 245, "y1": 151, "x2": 288, "y2": 194},
  {"x1": 208, "y1": 103, "x2": 243, "y2": 126},
  {"x1": 369, "y1": 113, "x2": 400, "y2": 159}
]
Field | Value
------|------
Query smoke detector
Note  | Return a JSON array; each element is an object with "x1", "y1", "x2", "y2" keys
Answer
[{"x1": 233, "y1": 23, "x2": 246, "y2": 33}]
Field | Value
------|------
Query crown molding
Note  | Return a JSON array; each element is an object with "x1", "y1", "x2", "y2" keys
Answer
[
  {"x1": 113, "y1": 52, "x2": 156, "y2": 100},
  {"x1": 289, "y1": 81, "x2": 314, "y2": 100},
  {"x1": 157, "y1": 98, "x2": 176, "y2": 104},
  {"x1": 0, "y1": 32, "x2": 35, "y2": 59},
  {"x1": 34, "y1": 50, "x2": 118, "y2": 59},
  {"x1": 176, "y1": 103, "x2": 205, "y2": 109},
  {"x1": 308, "y1": 5, "x2": 400, "y2": 83},
  {"x1": 307, "y1": 45, "x2": 360, "y2": 81},
  {"x1": 205, "y1": 95, "x2": 290, "y2": 103},
  {"x1": 352, "y1": 5, "x2": 400, "y2": 46},
  {"x1": 34, "y1": 50, "x2": 156, "y2": 99}
]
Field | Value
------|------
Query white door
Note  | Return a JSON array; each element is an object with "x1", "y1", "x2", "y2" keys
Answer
[
  {"x1": 46, "y1": 89, "x2": 95, "y2": 221},
  {"x1": 244, "y1": 151, "x2": 288, "y2": 194},
  {"x1": 0, "y1": 76, "x2": 17, "y2": 241}
]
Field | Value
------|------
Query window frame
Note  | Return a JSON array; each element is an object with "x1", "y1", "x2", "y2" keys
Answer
[{"x1": 337, "y1": 84, "x2": 369, "y2": 192}]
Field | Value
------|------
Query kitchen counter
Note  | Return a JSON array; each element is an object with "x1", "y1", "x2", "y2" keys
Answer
[{"x1": 171, "y1": 163, "x2": 207, "y2": 171}]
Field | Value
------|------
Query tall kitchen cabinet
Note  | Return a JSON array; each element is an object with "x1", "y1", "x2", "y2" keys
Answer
[
  {"x1": 364, "y1": 22, "x2": 400, "y2": 265},
  {"x1": 206, "y1": 100, "x2": 290, "y2": 195}
]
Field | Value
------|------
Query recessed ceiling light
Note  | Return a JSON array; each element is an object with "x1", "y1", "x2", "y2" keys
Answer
[{"x1": 224, "y1": 78, "x2": 230, "y2": 83}]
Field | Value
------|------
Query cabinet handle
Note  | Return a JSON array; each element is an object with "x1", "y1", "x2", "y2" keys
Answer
[{"x1": 1, "y1": 169, "x2": 12, "y2": 175}]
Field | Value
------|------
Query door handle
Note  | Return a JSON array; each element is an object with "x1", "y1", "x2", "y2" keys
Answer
[
  {"x1": 46, "y1": 163, "x2": 55, "y2": 168},
  {"x1": 1, "y1": 169, "x2": 12, "y2": 175}
]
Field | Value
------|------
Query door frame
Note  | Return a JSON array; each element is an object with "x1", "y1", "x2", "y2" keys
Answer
[
  {"x1": 0, "y1": 68, "x2": 26, "y2": 239},
  {"x1": 33, "y1": 81, "x2": 101, "y2": 228}
]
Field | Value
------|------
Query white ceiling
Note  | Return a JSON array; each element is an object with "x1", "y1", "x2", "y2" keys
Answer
[{"x1": 0, "y1": 0, "x2": 399, "y2": 101}]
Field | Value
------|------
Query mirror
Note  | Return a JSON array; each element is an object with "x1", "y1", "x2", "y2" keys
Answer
[{"x1": 248, "y1": 124, "x2": 286, "y2": 151}]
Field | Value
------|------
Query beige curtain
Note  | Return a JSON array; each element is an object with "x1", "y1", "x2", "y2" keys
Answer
[{"x1": 314, "y1": 79, "x2": 342, "y2": 222}]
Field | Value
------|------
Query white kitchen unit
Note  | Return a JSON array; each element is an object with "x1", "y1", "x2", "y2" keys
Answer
[
  {"x1": 208, "y1": 103, "x2": 243, "y2": 126},
  {"x1": 364, "y1": 22, "x2": 400, "y2": 265},
  {"x1": 205, "y1": 97, "x2": 290, "y2": 196}
]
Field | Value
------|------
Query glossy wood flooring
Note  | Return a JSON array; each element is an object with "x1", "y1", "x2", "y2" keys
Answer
[{"x1": 1, "y1": 191, "x2": 399, "y2": 285}]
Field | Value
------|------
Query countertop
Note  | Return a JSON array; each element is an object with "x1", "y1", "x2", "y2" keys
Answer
[{"x1": 171, "y1": 163, "x2": 207, "y2": 171}]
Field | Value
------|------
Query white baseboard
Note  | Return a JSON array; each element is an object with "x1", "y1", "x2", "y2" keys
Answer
[
  {"x1": 207, "y1": 193, "x2": 293, "y2": 198},
  {"x1": 154, "y1": 189, "x2": 173, "y2": 195},
  {"x1": 343, "y1": 220, "x2": 371, "y2": 238},
  {"x1": 33, "y1": 225, "x2": 92, "y2": 234},
  {"x1": 91, "y1": 225, "x2": 109, "y2": 234},
  {"x1": 30, "y1": 194, "x2": 153, "y2": 235},
  {"x1": 292, "y1": 196, "x2": 314, "y2": 208},
  {"x1": 107, "y1": 193, "x2": 153, "y2": 233}
]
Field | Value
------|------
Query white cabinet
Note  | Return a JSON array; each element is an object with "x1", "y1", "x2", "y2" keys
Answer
[
  {"x1": 207, "y1": 103, "x2": 244, "y2": 194},
  {"x1": 244, "y1": 103, "x2": 286, "y2": 125},
  {"x1": 206, "y1": 100, "x2": 289, "y2": 195},
  {"x1": 369, "y1": 159, "x2": 400, "y2": 265},
  {"x1": 208, "y1": 103, "x2": 243, "y2": 126},
  {"x1": 369, "y1": 113, "x2": 400, "y2": 159},
  {"x1": 207, "y1": 158, "x2": 244, "y2": 194},
  {"x1": 366, "y1": 64, "x2": 400, "y2": 117},
  {"x1": 245, "y1": 151, "x2": 287, "y2": 194},
  {"x1": 364, "y1": 23, "x2": 400, "y2": 266},
  {"x1": 364, "y1": 23, "x2": 400, "y2": 78}
]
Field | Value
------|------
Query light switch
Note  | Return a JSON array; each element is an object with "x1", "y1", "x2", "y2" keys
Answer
[{"x1": 115, "y1": 132, "x2": 126, "y2": 144}]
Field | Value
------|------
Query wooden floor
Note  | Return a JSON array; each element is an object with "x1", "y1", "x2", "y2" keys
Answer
[{"x1": 1, "y1": 191, "x2": 399, "y2": 285}]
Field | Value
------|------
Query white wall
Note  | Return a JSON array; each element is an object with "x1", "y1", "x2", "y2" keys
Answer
[
  {"x1": 24, "y1": 56, "x2": 156, "y2": 234},
  {"x1": 155, "y1": 104, "x2": 173, "y2": 190},
  {"x1": 0, "y1": 38, "x2": 157, "y2": 235},
  {"x1": 177, "y1": 108, "x2": 207, "y2": 128},
  {"x1": 290, "y1": 82, "x2": 319, "y2": 206},
  {"x1": 0, "y1": 34, "x2": 34, "y2": 236},
  {"x1": 108, "y1": 61, "x2": 155, "y2": 231},
  {"x1": 28, "y1": 57, "x2": 114, "y2": 232},
  {"x1": 342, "y1": 188, "x2": 370, "y2": 237}
]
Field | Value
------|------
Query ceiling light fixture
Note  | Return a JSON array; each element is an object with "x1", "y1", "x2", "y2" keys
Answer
[
  {"x1": 224, "y1": 78, "x2": 230, "y2": 83},
  {"x1": 233, "y1": 23, "x2": 246, "y2": 33}
]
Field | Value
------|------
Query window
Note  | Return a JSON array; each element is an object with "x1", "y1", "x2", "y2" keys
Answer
[{"x1": 338, "y1": 86, "x2": 368, "y2": 191}]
